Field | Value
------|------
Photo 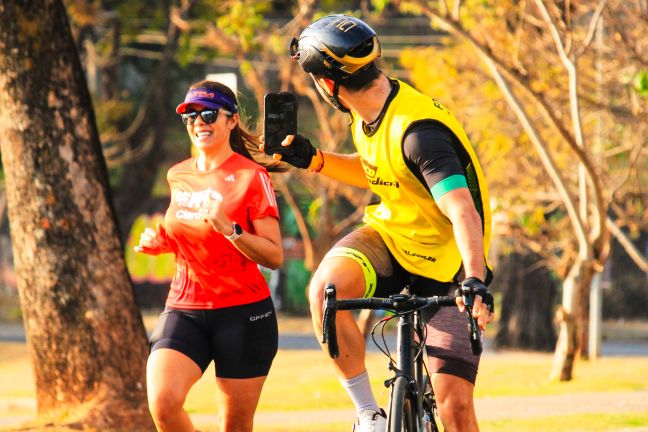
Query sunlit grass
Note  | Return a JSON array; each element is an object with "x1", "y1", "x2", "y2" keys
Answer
[
  {"x1": 185, "y1": 349, "x2": 392, "y2": 413},
  {"x1": 480, "y1": 412, "x2": 648, "y2": 432},
  {"x1": 2, "y1": 326, "x2": 648, "y2": 431},
  {"x1": 475, "y1": 351, "x2": 648, "y2": 397}
]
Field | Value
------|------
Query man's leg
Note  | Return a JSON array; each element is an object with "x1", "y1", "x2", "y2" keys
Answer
[
  {"x1": 426, "y1": 299, "x2": 481, "y2": 432},
  {"x1": 309, "y1": 255, "x2": 387, "y2": 430},
  {"x1": 432, "y1": 373, "x2": 479, "y2": 432},
  {"x1": 309, "y1": 255, "x2": 367, "y2": 379},
  {"x1": 309, "y1": 226, "x2": 398, "y2": 430}
]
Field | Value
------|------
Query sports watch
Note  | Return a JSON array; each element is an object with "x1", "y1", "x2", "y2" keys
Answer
[{"x1": 224, "y1": 222, "x2": 243, "y2": 241}]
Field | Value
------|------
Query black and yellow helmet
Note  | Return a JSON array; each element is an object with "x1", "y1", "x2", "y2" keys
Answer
[{"x1": 290, "y1": 14, "x2": 381, "y2": 81}]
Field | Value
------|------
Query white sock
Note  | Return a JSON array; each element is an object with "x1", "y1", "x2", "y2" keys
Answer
[{"x1": 340, "y1": 370, "x2": 380, "y2": 413}]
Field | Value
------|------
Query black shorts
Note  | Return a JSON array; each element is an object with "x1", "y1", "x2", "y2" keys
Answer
[
  {"x1": 325, "y1": 225, "x2": 479, "y2": 384},
  {"x1": 149, "y1": 297, "x2": 278, "y2": 378}
]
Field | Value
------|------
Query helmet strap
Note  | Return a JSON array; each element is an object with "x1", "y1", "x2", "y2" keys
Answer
[
  {"x1": 313, "y1": 75, "x2": 351, "y2": 113},
  {"x1": 329, "y1": 79, "x2": 351, "y2": 114}
]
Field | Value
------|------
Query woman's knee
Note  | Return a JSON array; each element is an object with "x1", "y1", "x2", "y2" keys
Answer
[{"x1": 148, "y1": 388, "x2": 185, "y2": 422}]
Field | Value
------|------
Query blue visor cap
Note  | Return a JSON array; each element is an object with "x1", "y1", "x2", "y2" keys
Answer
[{"x1": 175, "y1": 88, "x2": 238, "y2": 114}]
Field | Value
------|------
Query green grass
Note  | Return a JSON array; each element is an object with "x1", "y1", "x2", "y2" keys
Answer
[
  {"x1": 185, "y1": 349, "x2": 392, "y2": 413},
  {"x1": 2, "y1": 341, "x2": 648, "y2": 431},
  {"x1": 480, "y1": 412, "x2": 648, "y2": 432},
  {"x1": 475, "y1": 351, "x2": 648, "y2": 397}
]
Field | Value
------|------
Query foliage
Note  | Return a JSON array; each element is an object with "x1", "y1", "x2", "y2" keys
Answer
[
  {"x1": 53, "y1": 0, "x2": 646, "y2": 320},
  {"x1": 634, "y1": 70, "x2": 648, "y2": 98},
  {"x1": 215, "y1": 1, "x2": 270, "y2": 51},
  {"x1": 124, "y1": 213, "x2": 175, "y2": 283},
  {"x1": 400, "y1": 0, "x2": 648, "y2": 273},
  {"x1": 400, "y1": 38, "x2": 564, "y2": 264}
]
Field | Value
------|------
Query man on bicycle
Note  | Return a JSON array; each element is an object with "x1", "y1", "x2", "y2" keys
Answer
[{"x1": 268, "y1": 14, "x2": 494, "y2": 432}]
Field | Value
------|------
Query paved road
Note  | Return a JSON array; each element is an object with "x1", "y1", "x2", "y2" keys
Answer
[{"x1": 277, "y1": 332, "x2": 648, "y2": 356}]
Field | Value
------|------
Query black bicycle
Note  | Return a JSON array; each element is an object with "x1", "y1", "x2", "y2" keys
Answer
[{"x1": 321, "y1": 281, "x2": 483, "y2": 432}]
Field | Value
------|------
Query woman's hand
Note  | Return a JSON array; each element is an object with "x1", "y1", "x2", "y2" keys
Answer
[
  {"x1": 134, "y1": 223, "x2": 170, "y2": 255},
  {"x1": 201, "y1": 190, "x2": 233, "y2": 236}
]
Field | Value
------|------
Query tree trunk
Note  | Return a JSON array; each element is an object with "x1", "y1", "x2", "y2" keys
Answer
[
  {"x1": 494, "y1": 251, "x2": 557, "y2": 351},
  {"x1": 0, "y1": 1, "x2": 153, "y2": 429},
  {"x1": 550, "y1": 257, "x2": 595, "y2": 381}
]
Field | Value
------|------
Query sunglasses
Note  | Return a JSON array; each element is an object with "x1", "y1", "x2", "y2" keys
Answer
[{"x1": 181, "y1": 108, "x2": 231, "y2": 126}]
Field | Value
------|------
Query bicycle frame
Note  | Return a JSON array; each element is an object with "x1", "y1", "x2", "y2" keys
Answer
[
  {"x1": 385, "y1": 289, "x2": 442, "y2": 431},
  {"x1": 391, "y1": 304, "x2": 430, "y2": 431},
  {"x1": 321, "y1": 283, "x2": 478, "y2": 431}
]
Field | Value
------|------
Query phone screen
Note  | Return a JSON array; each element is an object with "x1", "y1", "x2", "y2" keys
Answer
[{"x1": 264, "y1": 92, "x2": 298, "y2": 156}]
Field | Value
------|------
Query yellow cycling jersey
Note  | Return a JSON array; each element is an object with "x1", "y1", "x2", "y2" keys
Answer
[{"x1": 350, "y1": 80, "x2": 491, "y2": 282}]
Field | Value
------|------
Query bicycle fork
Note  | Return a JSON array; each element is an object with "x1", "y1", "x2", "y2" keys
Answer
[{"x1": 393, "y1": 313, "x2": 432, "y2": 431}]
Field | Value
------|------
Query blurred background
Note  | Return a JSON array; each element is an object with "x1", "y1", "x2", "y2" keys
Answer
[
  {"x1": 4, "y1": 0, "x2": 644, "y2": 345},
  {"x1": 0, "y1": 1, "x2": 646, "y2": 428}
]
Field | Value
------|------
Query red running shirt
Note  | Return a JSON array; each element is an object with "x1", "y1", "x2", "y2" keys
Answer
[{"x1": 162, "y1": 153, "x2": 279, "y2": 309}]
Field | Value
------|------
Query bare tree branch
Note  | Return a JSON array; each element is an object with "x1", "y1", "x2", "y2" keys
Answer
[
  {"x1": 276, "y1": 175, "x2": 316, "y2": 268},
  {"x1": 576, "y1": 0, "x2": 608, "y2": 56},
  {"x1": 607, "y1": 132, "x2": 647, "y2": 195},
  {"x1": 535, "y1": 0, "x2": 608, "y2": 252},
  {"x1": 607, "y1": 217, "x2": 648, "y2": 271},
  {"x1": 481, "y1": 55, "x2": 590, "y2": 258},
  {"x1": 451, "y1": 0, "x2": 461, "y2": 20},
  {"x1": 606, "y1": 7, "x2": 648, "y2": 67},
  {"x1": 332, "y1": 189, "x2": 373, "y2": 236},
  {"x1": 405, "y1": 1, "x2": 607, "y2": 227}
]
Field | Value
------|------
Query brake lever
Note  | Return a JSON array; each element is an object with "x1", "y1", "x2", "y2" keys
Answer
[
  {"x1": 322, "y1": 283, "x2": 339, "y2": 358},
  {"x1": 460, "y1": 284, "x2": 483, "y2": 355}
]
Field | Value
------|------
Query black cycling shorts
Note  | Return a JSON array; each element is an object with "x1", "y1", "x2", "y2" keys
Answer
[
  {"x1": 149, "y1": 296, "x2": 278, "y2": 378},
  {"x1": 325, "y1": 225, "x2": 479, "y2": 384}
]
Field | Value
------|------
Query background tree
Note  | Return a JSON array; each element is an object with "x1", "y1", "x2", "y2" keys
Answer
[
  {"x1": 400, "y1": 30, "x2": 561, "y2": 350},
  {"x1": 400, "y1": 0, "x2": 648, "y2": 379},
  {"x1": 65, "y1": 0, "x2": 198, "y2": 242},
  {"x1": 0, "y1": 0, "x2": 152, "y2": 428}
]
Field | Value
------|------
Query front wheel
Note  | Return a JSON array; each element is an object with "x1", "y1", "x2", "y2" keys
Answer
[
  {"x1": 420, "y1": 375, "x2": 438, "y2": 432},
  {"x1": 388, "y1": 376, "x2": 416, "y2": 432}
]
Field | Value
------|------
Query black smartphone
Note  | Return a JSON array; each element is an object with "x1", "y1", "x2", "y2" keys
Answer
[{"x1": 263, "y1": 92, "x2": 298, "y2": 156}]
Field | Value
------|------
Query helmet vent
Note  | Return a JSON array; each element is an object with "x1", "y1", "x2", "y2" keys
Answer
[
  {"x1": 297, "y1": 48, "x2": 322, "y2": 73},
  {"x1": 347, "y1": 39, "x2": 374, "y2": 58}
]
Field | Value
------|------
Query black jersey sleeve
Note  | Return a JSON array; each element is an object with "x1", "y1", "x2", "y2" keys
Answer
[{"x1": 402, "y1": 120, "x2": 467, "y2": 200}]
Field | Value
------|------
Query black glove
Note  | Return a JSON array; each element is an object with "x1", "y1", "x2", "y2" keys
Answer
[
  {"x1": 456, "y1": 277, "x2": 494, "y2": 313},
  {"x1": 279, "y1": 134, "x2": 316, "y2": 169}
]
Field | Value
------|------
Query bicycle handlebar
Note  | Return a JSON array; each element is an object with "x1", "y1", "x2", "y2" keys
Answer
[{"x1": 321, "y1": 283, "x2": 483, "y2": 358}]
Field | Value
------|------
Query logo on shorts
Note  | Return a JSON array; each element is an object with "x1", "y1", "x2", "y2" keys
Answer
[
  {"x1": 250, "y1": 311, "x2": 273, "y2": 321},
  {"x1": 403, "y1": 249, "x2": 437, "y2": 262}
]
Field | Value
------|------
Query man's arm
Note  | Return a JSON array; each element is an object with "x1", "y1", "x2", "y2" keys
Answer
[
  {"x1": 261, "y1": 134, "x2": 369, "y2": 189},
  {"x1": 403, "y1": 122, "x2": 493, "y2": 327},
  {"x1": 435, "y1": 189, "x2": 485, "y2": 281},
  {"x1": 308, "y1": 151, "x2": 369, "y2": 189},
  {"x1": 436, "y1": 190, "x2": 492, "y2": 328}
]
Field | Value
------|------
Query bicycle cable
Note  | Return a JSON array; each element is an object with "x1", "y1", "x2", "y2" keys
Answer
[{"x1": 371, "y1": 314, "x2": 397, "y2": 362}]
